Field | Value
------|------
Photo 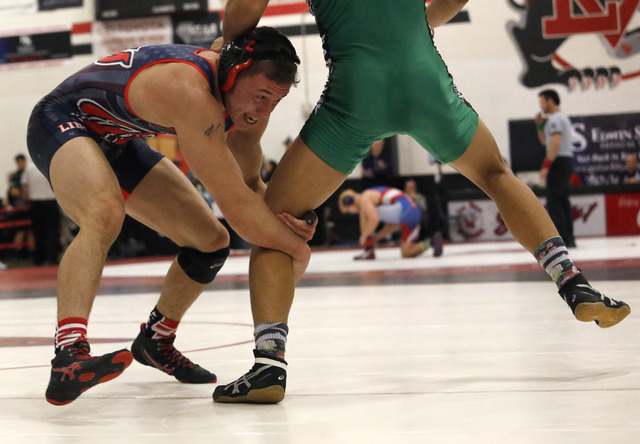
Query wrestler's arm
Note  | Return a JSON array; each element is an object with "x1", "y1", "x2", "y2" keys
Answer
[
  {"x1": 132, "y1": 65, "x2": 310, "y2": 264},
  {"x1": 226, "y1": 119, "x2": 269, "y2": 197},
  {"x1": 227, "y1": 122, "x2": 317, "y2": 241},
  {"x1": 374, "y1": 223, "x2": 400, "y2": 241},
  {"x1": 358, "y1": 191, "x2": 380, "y2": 240},
  {"x1": 426, "y1": 0, "x2": 469, "y2": 28},
  {"x1": 223, "y1": 0, "x2": 270, "y2": 43}
]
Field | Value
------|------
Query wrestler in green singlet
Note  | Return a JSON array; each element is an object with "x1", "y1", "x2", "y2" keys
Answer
[{"x1": 300, "y1": 0, "x2": 479, "y2": 174}]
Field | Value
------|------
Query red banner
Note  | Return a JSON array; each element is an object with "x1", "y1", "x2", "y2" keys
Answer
[{"x1": 605, "y1": 193, "x2": 640, "y2": 235}]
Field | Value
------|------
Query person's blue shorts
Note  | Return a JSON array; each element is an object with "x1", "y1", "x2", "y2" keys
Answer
[{"x1": 27, "y1": 95, "x2": 164, "y2": 198}]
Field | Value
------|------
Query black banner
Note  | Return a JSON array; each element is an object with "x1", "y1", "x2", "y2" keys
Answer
[
  {"x1": 38, "y1": 0, "x2": 82, "y2": 11},
  {"x1": 96, "y1": 0, "x2": 207, "y2": 21},
  {"x1": 0, "y1": 30, "x2": 71, "y2": 65},
  {"x1": 172, "y1": 12, "x2": 221, "y2": 48},
  {"x1": 509, "y1": 112, "x2": 640, "y2": 185}
]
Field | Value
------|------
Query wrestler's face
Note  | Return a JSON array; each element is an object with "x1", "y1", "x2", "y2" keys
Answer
[
  {"x1": 224, "y1": 72, "x2": 291, "y2": 129},
  {"x1": 343, "y1": 199, "x2": 360, "y2": 214},
  {"x1": 344, "y1": 204, "x2": 360, "y2": 214}
]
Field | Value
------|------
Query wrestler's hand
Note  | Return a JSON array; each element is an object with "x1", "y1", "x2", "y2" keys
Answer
[{"x1": 277, "y1": 211, "x2": 317, "y2": 242}]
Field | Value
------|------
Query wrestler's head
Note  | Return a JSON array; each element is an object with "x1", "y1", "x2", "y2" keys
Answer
[
  {"x1": 218, "y1": 27, "x2": 300, "y2": 128},
  {"x1": 339, "y1": 189, "x2": 360, "y2": 214}
]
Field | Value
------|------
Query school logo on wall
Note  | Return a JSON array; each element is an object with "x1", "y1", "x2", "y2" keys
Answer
[{"x1": 507, "y1": 0, "x2": 640, "y2": 91}]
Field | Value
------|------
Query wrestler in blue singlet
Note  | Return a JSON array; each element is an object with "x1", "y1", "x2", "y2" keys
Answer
[{"x1": 27, "y1": 44, "x2": 233, "y2": 197}]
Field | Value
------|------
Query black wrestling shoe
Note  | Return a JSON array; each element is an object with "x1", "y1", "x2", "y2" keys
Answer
[
  {"x1": 131, "y1": 326, "x2": 216, "y2": 383},
  {"x1": 559, "y1": 274, "x2": 631, "y2": 328},
  {"x1": 213, "y1": 350, "x2": 287, "y2": 404},
  {"x1": 45, "y1": 341, "x2": 133, "y2": 406}
]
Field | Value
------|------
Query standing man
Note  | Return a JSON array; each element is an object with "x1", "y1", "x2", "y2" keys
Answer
[
  {"x1": 5, "y1": 154, "x2": 27, "y2": 207},
  {"x1": 27, "y1": 27, "x2": 313, "y2": 405},
  {"x1": 361, "y1": 139, "x2": 392, "y2": 188},
  {"x1": 213, "y1": 0, "x2": 631, "y2": 404},
  {"x1": 338, "y1": 187, "x2": 443, "y2": 260},
  {"x1": 535, "y1": 89, "x2": 576, "y2": 248}
]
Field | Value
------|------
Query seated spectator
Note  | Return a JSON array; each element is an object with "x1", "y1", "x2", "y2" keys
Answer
[
  {"x1": 621, "y1": 154, "x2": 640, "y2": 184},
  {"x1": 403, "y1": 179, "x2": 427, "y2": 212}
]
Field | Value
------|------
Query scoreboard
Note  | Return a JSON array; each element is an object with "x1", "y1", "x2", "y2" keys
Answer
[{"x1": 96, "y1": 0, "x2": 208, "y2": 20}]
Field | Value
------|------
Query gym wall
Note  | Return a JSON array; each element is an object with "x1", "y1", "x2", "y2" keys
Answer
[{"x1": 1, "y1": 1, "x2": 638, "y2": 197}]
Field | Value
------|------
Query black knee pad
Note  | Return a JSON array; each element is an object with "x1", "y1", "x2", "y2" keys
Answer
[{"x1": 177, "y1": 246, "x2": 230, "y2": 284}]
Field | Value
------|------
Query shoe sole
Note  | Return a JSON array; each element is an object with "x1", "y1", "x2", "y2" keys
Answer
[
  {"x1": 45, "y1": 350, "x2": 133, "y2": 406},
  {"x1": 178, "y1": 378, "x2": 217, "y2": 384},
  {"x1": 574, "y1": 302, "x2": 631, "y2": 328},
  {"x1": 213, "y1": 385, "x2": 285, "y2": 404}
]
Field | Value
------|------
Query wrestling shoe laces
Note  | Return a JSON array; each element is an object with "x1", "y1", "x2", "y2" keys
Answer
[
  {"x1": 45, "y1": 340, "x2": 133, "y2": 406},
  {"x1": 131, "y1": 326, "x2": 217, "y2": 383}
]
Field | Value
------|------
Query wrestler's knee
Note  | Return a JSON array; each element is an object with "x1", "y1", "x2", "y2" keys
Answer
[
  {"x1": 479, "y1": 163, "x2": 516, "y2": 194},
  {"x1": 79, "y1": 196, "x2": 126, "y2": 245},
  {"x1": 177, "y1": 245, "x2": 230, "y2": 284},
  {"x1": 191, "y1": 222, "x2": 230, "y2": 253}
]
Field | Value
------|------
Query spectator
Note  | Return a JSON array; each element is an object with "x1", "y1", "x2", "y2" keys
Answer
[
  {"x1": 261, "y1": 159, "x2": 278, "y2": 183},
  {"x1": 362, "y1": 139, "x2": 392, "y2": 187},
  {"x1": 283, "y1": 136, "x2": 293, "y2": 151},
  {"x1": 21, "y1": 163, "x2": 60, "y2": 265},
  {"x1": 5, "y1": 154, "x2": 33, "y2": 260},
  {"x1": 5, "y1": 154, "x2": 27, "y2": 207},
  {"x1": 403, "y1": 179, "x2": 427, "y2": 212},
  {"x1": 404, "y1": 178, "x2": 431, "y2": 240},
  {"x1": 621, "y1": 154, "x2": 640, "y2": 184}
]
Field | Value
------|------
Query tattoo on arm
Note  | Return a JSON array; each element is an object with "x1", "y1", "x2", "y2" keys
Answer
[{"x1": 204, "y1": 123, "x2": 221, "y2": 137}]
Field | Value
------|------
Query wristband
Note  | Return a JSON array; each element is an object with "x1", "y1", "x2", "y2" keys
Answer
[
  {"x1": 542, "y1": 158, "x2": 552, "y2": 169},
  {"x1": 536, "y1": 123, "x2": 545, "y2": 131}
]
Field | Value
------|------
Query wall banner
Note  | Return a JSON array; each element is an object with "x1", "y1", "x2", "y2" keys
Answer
[
  {"x1": 447, "y1": 194, "x2": 606, "y2": 242},
  {"x1": 571, "y1": 113, "x2": 640, "y2": 185},
  {"x1": 172, "y1": 12, "x2": 221, "y2": 48},
  {"x1": 605, "y1": 193, "x2": 640, "y2": 235},
  {"x1": 96, "y1": 0, "x2": 207, "y2": 21},
  {"x1": 38, "y1": 0, "x2": 82, "y2": 11},
  {"x1": 93, "y1": 16, "x2": 172, "y2": 58},
  {"x1": 0, "y1": 0, "x2": 37, "y2": 15},
  {"x1": 509, "y1": 112, "x2": 640, "y2": 186},
  {"x1": 507, "y1": 0, "x2": 640, "y2": 91},
  {"x1": 0, "y1": 27, "x2": 71, "y2": 69}
]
